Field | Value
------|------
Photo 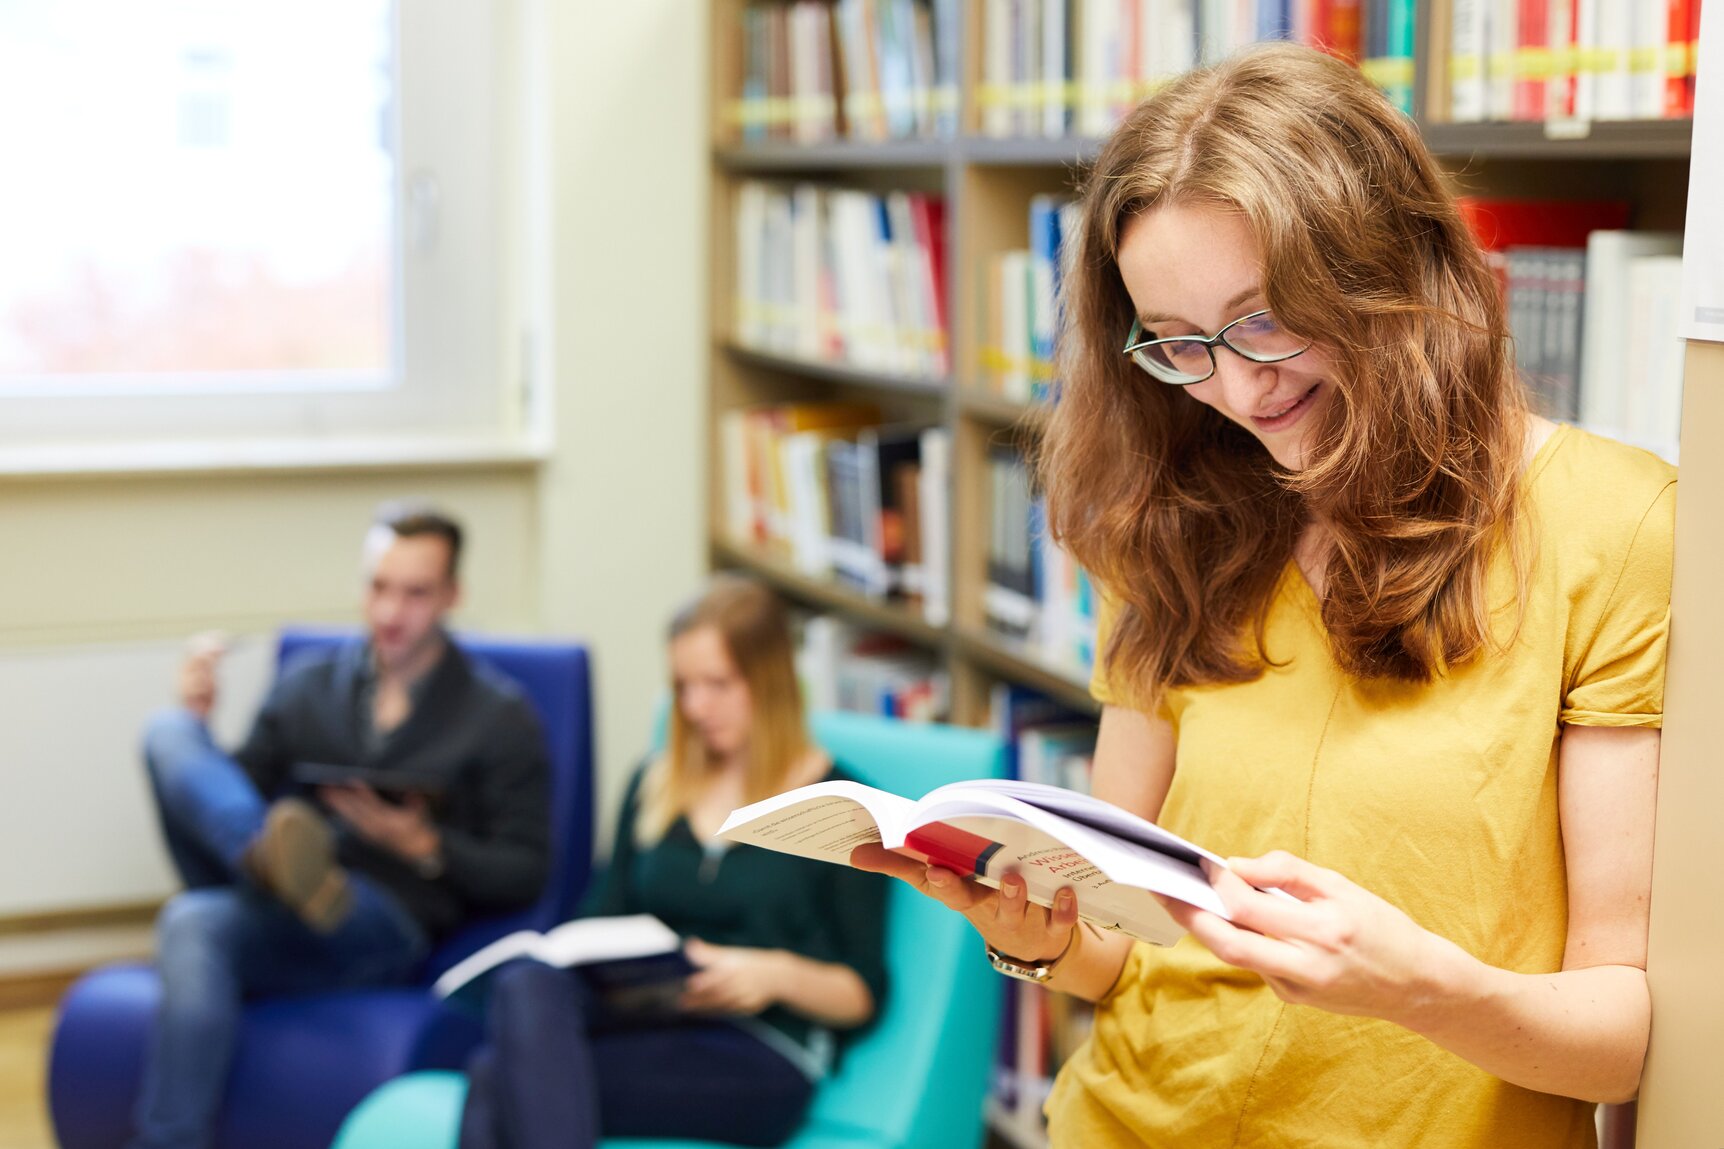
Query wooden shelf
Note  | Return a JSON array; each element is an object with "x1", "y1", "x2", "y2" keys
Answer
[
  {"x1": 715, "y1": 139, "x2": 952, "y2": 172},
  {"x1": 951, "y1": 626, "x2": 1098, "y2": 714},
  {"x1": 716, "y1": 136, "x2": 1114, "y2": 172},
  {"x1": 1421, "y1": 119, "x2": 1693, "y2": 160},
  {"x1": 959, "y1": 390, "x2": 1049, "y2": 430},
  {"x1": 710, "y1": 537, "x2": 948, "y2": 648},
  {"x1": 961, "y1": 136, "x2": 1105, "y2": 167},
  {"x1": 720, "y1": 124, "x2": 1692, "y2": 168},
  {"x1": 724, "y1": 344, "x2": 950, "y2": 397}
]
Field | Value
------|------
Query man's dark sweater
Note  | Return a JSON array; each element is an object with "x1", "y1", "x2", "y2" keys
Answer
[{"x1": 233, "y1": 639, "x2": 552, "y2": 937}]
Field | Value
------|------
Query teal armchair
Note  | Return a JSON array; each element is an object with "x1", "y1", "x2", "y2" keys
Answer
[{"x1": 332, "y1": 711, "x2": 1007, "y2": 1149}]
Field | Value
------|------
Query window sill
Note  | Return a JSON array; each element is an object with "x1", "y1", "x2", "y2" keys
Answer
[{"x1": 0, "y1": 434, "x2": 551, "y2": 482}]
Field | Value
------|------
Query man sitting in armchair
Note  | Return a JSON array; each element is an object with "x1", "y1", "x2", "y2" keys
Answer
[{"x1": 131, "y1": 501, "x2": 552, "y2": 1149}]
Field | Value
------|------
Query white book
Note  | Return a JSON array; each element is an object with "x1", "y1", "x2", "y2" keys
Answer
[
  {"x1": 1016, "y1": 0, "x2": 1045, "y2": 136},
  {"x1": 433, "y1": 914, "x2": 691, "y2": 1009},
  {"x1": 718, "y1": 777, "x2": 1237, "y2": 947},
  {"x1": 1043, "y1": 0, "x2": 1071, "y2": 137},
  {"x1": 721, "y1": 410, "x2": 754, "y2": 544},
  {"x1": 886, "y1": 191, "x2": 932, "y2": 376},
  {"x1": 1623, "y1": 255, "x2": 1686, "y2": 460},
  {"x1": 1638, "y1": 256, "x2": 1686, "y2": 460},
  {"x1": 919, "y1": 427, "x2": 953, "y2": 626},
  {"x1": 1592, "y1": 0, "x2": 1634, "y2": 119},
  {"x1": 792, "y1": 184, "x2": 824, "y2": 360},
  {"x1": 1579, "y1": 231, "x2": 1682, "y2": 435},
  {"x1": 999, "y1": 250, "x2": 1035, "y2": 402},
  {"x1": 1572, "y1": 0, "x2": 1600, "y2": 120},
  {"x1": 797, "y1": 614, "x2": 848, "y2": 713},
  {"x1": 734, "y1": 182, "x2": 768, "y2": 349},
  {"x1": 763, "y1": 188, "x2": 797, "y2": 353},
  {"x1": 783, "y1": 431, "x2": 834, "y2": 576},
  {"x1": 984, "y1": 0, "x2": 1015, "y2": 137},
  {"x1": 1160, "y1": 0, "x2": 1198, "y2": 82},
  {"x1": 1450, "y1": 0, "x2": 1491, "y2": 120},
  {"x1": 1630, "y1": 0, "x2": 1666, "y2": 118},
  {"x1": 831, "y1": 192, "x2": 885, "y2": 370},
  {"x1": 1487, "y1": 0, "x2": 1518, "y2": 120},
  {"x1": 1077, "y1": 0, "x2": 1117, "y2": 136}
]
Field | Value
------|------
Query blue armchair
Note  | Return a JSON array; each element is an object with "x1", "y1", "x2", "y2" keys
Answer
[
  {"x1": 331, "y1": 711, "x2": 1007, "y2": 1149},
  {"x1": 47, "y1": 629, "x2": 595, "y2": 1149}
]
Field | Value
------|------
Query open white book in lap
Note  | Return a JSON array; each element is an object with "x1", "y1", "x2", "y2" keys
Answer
[
  {"x1": 718, "y1": 778, "x2": 1232, "y2": 946},
  {"x1": 433, "y1": 914, "x2": 695, "y2": 1016}
]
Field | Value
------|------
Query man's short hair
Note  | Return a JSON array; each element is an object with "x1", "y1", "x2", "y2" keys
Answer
[{"x1": 372, "y1": 501, "x2": 464, "y2": 581}]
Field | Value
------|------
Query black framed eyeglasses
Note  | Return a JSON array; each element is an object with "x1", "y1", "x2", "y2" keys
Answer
[{"x1": 1122, "y1": 309, "x2": 1311, "y2": 385}]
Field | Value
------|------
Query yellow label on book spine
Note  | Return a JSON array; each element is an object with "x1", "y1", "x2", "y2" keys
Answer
[{"x1": 1517, "y1": 47, "x2": 1554, "y2": 80}]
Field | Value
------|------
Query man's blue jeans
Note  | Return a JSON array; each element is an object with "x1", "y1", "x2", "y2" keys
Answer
[{"x1": 128, "y1": 709, "x2": 429, "y2": 1149}]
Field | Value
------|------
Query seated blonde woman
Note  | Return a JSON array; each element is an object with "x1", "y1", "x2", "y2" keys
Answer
[{"x1": 458, "y1": 576, "x2": 888, "y2": 1149}]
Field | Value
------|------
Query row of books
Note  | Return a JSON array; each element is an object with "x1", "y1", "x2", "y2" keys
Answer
[
  {"x1": 987, "y1": 447, "x2": 1099, "y2": 678},
  {"x1": 977, "y1": 0, "x2": 1413, "y2": 139},
  {"x1": 982, "y1": 195, "x2": 1081, "y2": 403},
  {"x1": 1445, "y1": 0, "x2": 1702, "y2": 121},
  {"x1": 1458, "y1": 198, "x2": 1682, "y2": 460},
  {"x1": 797, "y1": 614, "x2": 951, "y2": 720},
  {"x1": 988, "y1": 685, "x2": 1100, "y2": 1130},
  {"x1": 721, "y1": 401, "x2": 953, "y2": 625},
  {"x1": 734, "y1": 181, "x2": 950, "y2": 380},
  {"x1": 732, "y1": 0, "x2": 961, "y2": 143}
]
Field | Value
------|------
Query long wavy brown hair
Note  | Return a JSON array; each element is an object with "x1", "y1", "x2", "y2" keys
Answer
[
  {"x1": 637, "y1": 575, "x2": 813, "y2": 841},
  {"x1": 1041, "y1": 43, "x2": 1527, "y2": 701}
]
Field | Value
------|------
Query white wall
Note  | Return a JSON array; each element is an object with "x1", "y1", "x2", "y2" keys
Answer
[
  {"x1": 536, "y1": 0, "x2": 709, "y2": 842},
  {"x1": 0, "y1": 637, "x2": 273, "y2": 915},
  {"x1": 0, "y1": 1, "x2": 709, "y2": 915}
]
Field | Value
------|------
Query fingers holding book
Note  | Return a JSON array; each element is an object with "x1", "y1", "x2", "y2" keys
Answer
[
  {"x1": 1158, "y1": 852, "x2": 1449, "y2": 1024},
  {"x1": 851, "y1": 843, "x2": 1078, "y2": 964}
]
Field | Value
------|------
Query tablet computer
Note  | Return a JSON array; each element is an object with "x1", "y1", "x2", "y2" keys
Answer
[{"x1": 291, "y1": 762, "x2": 447, "y2": 799}]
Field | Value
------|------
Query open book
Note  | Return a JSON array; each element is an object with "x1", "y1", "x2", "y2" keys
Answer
[
  {"x1": 718, "y1": 779, "x2": 1230, "y2": 946},
  {"x1": 433, "y1": 914, "x2": 695, "y2": 1015}
]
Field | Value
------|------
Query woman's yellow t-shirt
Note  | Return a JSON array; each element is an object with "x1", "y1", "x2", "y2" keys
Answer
[{"x1": 1044, "y1": 426, "x2": 1675, "y2": 1149}]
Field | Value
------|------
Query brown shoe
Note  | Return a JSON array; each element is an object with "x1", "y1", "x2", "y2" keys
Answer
[{"x1": 243, "y1": 798, "x2": 354, "y2": 934}]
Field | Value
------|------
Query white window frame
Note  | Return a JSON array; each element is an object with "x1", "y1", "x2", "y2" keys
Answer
[{"x1": 0, "y1": 1, "x2": 543, "y2": 466}]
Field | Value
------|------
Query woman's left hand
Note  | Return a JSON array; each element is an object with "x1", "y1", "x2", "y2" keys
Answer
[
  {"x1": 1163, "y1": 851, "x2": 1459, "y2": 1024},
  {"x1": 679, "y1": 938, "x2": 782, "y2": 1017}
]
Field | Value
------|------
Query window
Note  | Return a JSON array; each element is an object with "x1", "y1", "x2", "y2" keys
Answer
[{"x1": 0, "y1": 0, "x2": 528, "y2": 457}]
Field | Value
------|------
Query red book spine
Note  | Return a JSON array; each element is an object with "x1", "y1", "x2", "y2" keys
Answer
[
  {"x1": 1665, "y1": 0, "x2": 1694, "y2": 115},
  {"x1": 1515, "y1": 0, "x2": 1550, "y2": 119},
  {"x1": 1316, "y1": 0, "x2": 1363, "y2": 61},
  {"x1": 1549, "y1": 0, "x2": 1579, "y2": 117},
  {"x1": 902, "y1": 821, "x2": 1005, "y2": 877},
  {"x1": 1689, "y1": 0, "x2": 1704, "y2": 114}
]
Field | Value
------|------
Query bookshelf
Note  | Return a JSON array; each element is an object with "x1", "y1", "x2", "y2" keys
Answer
[{"x1": 704, "y1": 2, "x2": 1695, "y2": 1144}]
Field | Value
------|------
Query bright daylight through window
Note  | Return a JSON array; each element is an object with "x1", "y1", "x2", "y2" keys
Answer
[
  {"x1": 0, "y1": 0, "x2": 523, "y2": 464},
  {"x1": 0, "y1": 0, "x2": 397, "y2": 390}
]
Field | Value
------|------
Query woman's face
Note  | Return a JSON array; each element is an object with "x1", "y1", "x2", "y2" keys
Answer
[
  {"x1": 671, "y1": 625, "x2": 754, "y2": 760},
  {"x1": 1116, "y1": 202, "x2": 1337, "y2": 471}
]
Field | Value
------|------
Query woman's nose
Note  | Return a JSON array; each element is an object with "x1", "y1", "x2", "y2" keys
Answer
[{"x1": 1209, "y1": 347, "x2": 1276, "y2": 411}]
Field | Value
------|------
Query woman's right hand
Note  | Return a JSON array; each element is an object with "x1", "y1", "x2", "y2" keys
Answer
[{"x1": 851, "y1": 843, "x2": 1079, "y2": 962}]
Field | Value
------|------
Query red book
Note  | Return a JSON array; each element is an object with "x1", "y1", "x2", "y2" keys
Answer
[
  {"x1": 1514, "y1": 0, "x2": 1550, "y2": 119},
  {"x1": 1455, "y1": 197, "x2": 1631, "y2": 296},
  {"x1": 905, "y1": 194, "x2": 949, "y2": 375},
  {"x1": 902, "y1": 821, "x2": 1006, "y2": 876},
  {"x1": 1665, "y1": 0, "x2": 1694, "y2": 116},
  {"x1": 1689, "y1": 0, "x2": 1704, "y2": 114},
  {"x1": 1313, "y1": 0, "x2": 1363, "y2": 61},
  {"x1": 1456, "y1": 198, "x2": 1633, "y2": 250}
]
